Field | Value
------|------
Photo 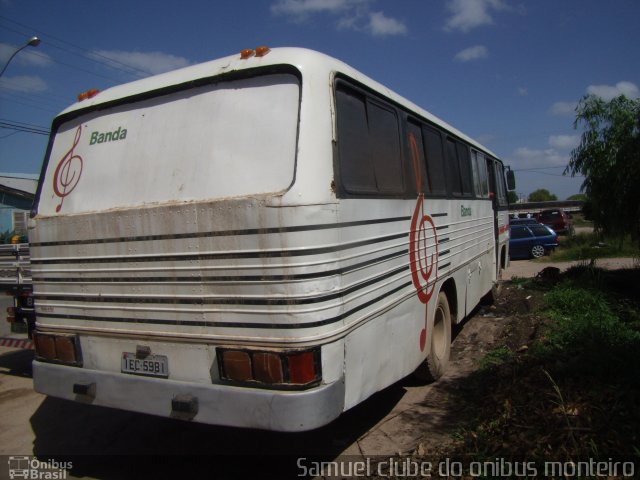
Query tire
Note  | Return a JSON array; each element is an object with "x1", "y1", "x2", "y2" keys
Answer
[
  {"x1": 531, "y1": 244, "x2": 545, "y2": 258},
  {"x1": 414, "y1": 292, "x2": 452, "y2": 382}
]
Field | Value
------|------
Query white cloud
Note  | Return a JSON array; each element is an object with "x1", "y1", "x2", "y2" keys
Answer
[
  {"x1": 549, "y1": 101, "x2": 576, "y2": 116},
  {"x1": 510, "y1": 146, "x2": 568, "y2": 170},
  {"x1": 367, "y1": 11, "x2": 408, "y2": 36},
  {"x1": 517, "y1": 87, "x2": 528, "y2": 96},
  {"x1": 454, "y1": 45, "x2": 488, "y2": 62},
  {"x1": 0, "y1": 43, "x2": 52, "y2": 68},
  {"x1": 586, "y1": 81, "x2": 639, "y2": 101},
  {"x1": 272, "y1": 0, "x2": 406, "y2": 36},
  {"x1": 271, "y1": 0, "x2": 369, "y2": 17},
  {"x1": 92, "y1": 50, "x2": 191, "y2": 76},
  {"x1": 444, "y1": 0, "x2": 508, "y2": 33},
  {"x1": 548, "y1": 134, "x2": 579, "y2": 150},
  {"x1": 0, "y1": 75, "x2": 48, "y2": 93},
  {"x1": 549, "y1": 81, "x2": 639, "y2": 117}
]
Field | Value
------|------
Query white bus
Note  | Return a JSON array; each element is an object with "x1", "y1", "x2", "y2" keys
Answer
[{"x1": 31, "y1": 47, "x2": 514, "y2": 431}]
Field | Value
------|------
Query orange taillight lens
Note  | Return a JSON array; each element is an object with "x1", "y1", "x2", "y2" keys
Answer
[
  {"x1": 218, "y1": 347, "x2": 320, "y2": 388},
  {"x1": 222, "y1": 350, "x2": 252, "y2": 381},
  {"x1": 33, "y1": 331, "x2": 81, "y2": 366},
  {"x1": 54, "y1": 336, "x2": 78, "y2": 363},
  {"x1": 34, "y1": 333, "x2": 56, "y2": 360},
  {"x1": 253, "y1": 352, "x2": 284, "y2": 384}
]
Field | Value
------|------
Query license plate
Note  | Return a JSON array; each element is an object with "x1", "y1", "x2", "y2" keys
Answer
[{"x1": 121, "y1": 352, "x2": 169, "y2": 378}]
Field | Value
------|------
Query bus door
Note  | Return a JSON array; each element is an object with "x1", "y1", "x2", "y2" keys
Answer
[{"x1": 486, "y1": 157, "x2": 500, "y2": 271}]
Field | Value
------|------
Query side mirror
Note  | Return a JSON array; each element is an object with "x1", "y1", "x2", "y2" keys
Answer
[{"x1": 506, "y1": 169, "x2": 516, "y2": 191}]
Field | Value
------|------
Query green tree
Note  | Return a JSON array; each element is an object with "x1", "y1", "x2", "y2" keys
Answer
[
  {"x1": 566, "y1": 193, "x2": 587, "y2": 201},
  {"x1": 507, "y1": 191, "x2": 518, "y2": 204},
  {"x1": 566, "y1": 94, "x2": 640, "y2": 244},
  {"x1": 528, "y1": 188, "x2": 557, "y2": 202}
]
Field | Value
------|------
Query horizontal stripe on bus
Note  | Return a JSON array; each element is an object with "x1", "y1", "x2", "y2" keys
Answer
[
  {"x1": 34, "y1": 264, "x2": 410, "y2": 306},
  {"x1": 32, "y1": 249, "x2": 409, "y2": 284},
  {"x1": 30, "y1": 216, "x2": 413, "y2": 248},
  {"x1": 31, "y1": 230, "x2": 413, "y2": 265},
  {"x1": 36, "y1": 281, "x2": 414, "y2": 330}
]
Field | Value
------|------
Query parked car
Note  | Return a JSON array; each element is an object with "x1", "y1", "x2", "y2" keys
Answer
[
  {"x1": 509, "y1": 218, "x2": 540, "y2": 226},
  {"x1": 535, "y1": 209, "x2": 574, "y2": 235},
  {"x1": 509, "y1": 224, "x2": 559, "y2": 259}
]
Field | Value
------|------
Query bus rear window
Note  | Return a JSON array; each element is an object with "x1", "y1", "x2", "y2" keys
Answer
[{"x1": 38, "y1": 73, "x2": 300, "y2": 216}]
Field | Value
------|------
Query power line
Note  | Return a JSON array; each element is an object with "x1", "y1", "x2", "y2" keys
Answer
[
  {"x1": 0, "y1": 120, "x2": 50, "y2": 135},
  {"x1": 512, "y1": 165, "x2": 566, "y2": 172},
  {"x1": 0, "y1": 94, "x2": 60, "y2": 114},
  {"x1": 0, "y1": 16, "x2": 152, "y2": 78}
]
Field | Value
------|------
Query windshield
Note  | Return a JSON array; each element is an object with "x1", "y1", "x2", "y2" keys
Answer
[{"x1": 37, "y1": 73, "x2": 300, "y2": 216}]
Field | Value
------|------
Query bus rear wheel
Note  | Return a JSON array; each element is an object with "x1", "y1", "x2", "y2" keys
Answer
[{"x1": 414, "y1": 292, "x2": 452, "y2": 382}]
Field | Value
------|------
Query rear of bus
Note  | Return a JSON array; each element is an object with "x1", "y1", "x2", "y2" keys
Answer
[{"x1": 30, "y1": 49, "x2": 345, "y2": 431}]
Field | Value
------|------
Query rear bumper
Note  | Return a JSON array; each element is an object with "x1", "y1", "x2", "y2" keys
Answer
[{"x1": 33, "y1": 361, "x2": 345, "y2": 432}]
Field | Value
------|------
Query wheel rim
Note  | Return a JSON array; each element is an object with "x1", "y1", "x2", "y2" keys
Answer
[
  {"x1": 532, "y1": 245, "x2": 545, "y2": 258},
  {"x1": 432, "y1": 306, "x2": 446, "y2": 359}
]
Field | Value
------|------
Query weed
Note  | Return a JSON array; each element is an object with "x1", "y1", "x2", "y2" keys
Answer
[
  {"x1": 479, "y1": 345, "x2": 513, "y2": 370},
  {"x1": 547, "y1": 232, "x2": 639, "y2": 262}
]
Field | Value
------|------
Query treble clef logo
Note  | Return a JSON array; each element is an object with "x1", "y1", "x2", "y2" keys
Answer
[
  {"x1": 408, "y1": 132, "x2": 438, "y2": 351},
  {"x1": 53, "y1": 125, "x2": 83, "y2": 213}
]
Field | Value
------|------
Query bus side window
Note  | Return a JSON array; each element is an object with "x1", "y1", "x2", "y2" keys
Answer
[
  {"x1": 445, "y1": 137, "x2": 462, "y2": 196},
  {"x1": 486, "y1": 157, "x2": 497, "y2": 198},
  {"x1": 407, "y1": 121, "x2": 428, "y2": 195},
  {"x1": 422, "y1": 125, "x2": 447, "y2": 196},
  {"x1": 477, "y1": 153, "x2": 489, "y2": 197},
  {"x1": 335, "y1": 84, "x2": 404, "y2": 196},
  {"x1": 472, "y1": 151, "x2": 490, "y2": 198},
  {"x1": 457, "y1": 143, "x2": 473, "y2": 197},
  {"x1": 368, "y1": 101, "x2": 404, "y2": 194},
  {"x1": 494, "y1": 163, "x2": 508, "y2": 206}
]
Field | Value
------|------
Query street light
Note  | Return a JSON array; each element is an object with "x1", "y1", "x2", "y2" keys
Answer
[{"x1": 0, "y1": 36, "x2": 41, "y2": 77}]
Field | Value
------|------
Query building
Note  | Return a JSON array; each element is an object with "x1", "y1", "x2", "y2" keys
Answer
[{"x1": 0, "y1": 174, "x2": 38, "y2": 242}]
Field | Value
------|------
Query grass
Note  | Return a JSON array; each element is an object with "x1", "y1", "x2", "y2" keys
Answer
[
  {"x1": 444, "y1": 266, "x2": 640, "y2": 464},
  {"x1": 544, "y1": 232, "x2": 638, "y2": 262}
]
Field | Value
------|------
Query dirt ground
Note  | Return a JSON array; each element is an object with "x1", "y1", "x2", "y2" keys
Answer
[{"x1": 0, "y1": 257, "x2": 636, "y2": 479}]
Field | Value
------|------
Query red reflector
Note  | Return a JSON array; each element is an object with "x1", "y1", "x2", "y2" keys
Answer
[
  {"x1": 222, "y1": 350, "x2": 253, "y2": 381},
  {"x1": 287, "y1": 351, "x2": 317, "y2": 385}
]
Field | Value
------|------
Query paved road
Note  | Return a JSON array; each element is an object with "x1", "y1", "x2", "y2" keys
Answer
[{"x1": 504, "y1": 256, "x2": 637, "y2": 280}]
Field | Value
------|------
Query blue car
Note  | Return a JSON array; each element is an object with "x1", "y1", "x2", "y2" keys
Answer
[{"x1": 509, "y1": 224, "x2": 559, "y2": 259}]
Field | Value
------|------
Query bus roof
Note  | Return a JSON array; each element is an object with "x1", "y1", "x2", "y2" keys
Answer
[{"x1": 59, "y1": 47, "x2": 499, "y2": 159}]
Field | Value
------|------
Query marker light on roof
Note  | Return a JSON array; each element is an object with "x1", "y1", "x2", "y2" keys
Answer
[
  {"x1": 77, "y1": 88, "x2": 99, "y2": 102},
  {"x1": 240, "y1": 48, "x2": 255, "y2": 59},
  {"x1": 255, "y1": 46, "x2": 271, "y2": 57}
]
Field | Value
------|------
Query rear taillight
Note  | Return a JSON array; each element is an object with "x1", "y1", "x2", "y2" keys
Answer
[
  {"x1": 218, "y1": 347, "x2": 320, "y2": 389},
  {"x1": 33, "y1": 331, "x2": 82, "y2": 366}
]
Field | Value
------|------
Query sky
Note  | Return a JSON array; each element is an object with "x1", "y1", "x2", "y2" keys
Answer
[{"x1": 0, "y1": 0, "x2": 639, "y2": 200}]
